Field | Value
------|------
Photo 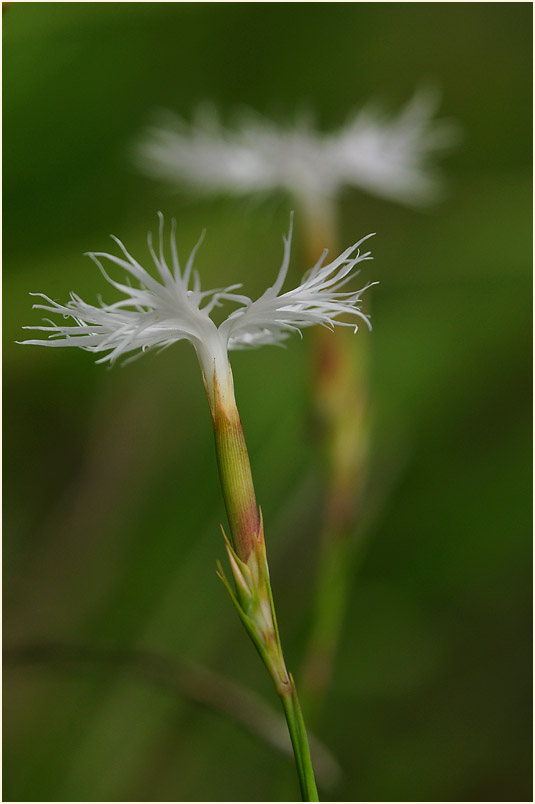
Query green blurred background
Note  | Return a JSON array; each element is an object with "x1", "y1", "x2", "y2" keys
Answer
[{"x1": 3, "y1": 3, "x2": 532, "y2": 801}]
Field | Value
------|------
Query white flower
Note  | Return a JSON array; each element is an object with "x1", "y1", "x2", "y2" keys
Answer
[
  {"x1": 135, "y1": 89, "x2": 457, "y2": 211},
  {"x1": 21, "y1": 215, "x2": 375, "y2": 409}
]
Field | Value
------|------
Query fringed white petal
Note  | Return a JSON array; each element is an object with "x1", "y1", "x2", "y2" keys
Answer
[
  {"x1": 21, "y1": 216, "x2": 376, "y2": 386},
  {"x1": 20, "y1": 217, "x2": 228, "y2": 370},
  {"x1": 136, "y1": 91, "x2": 458, "y2": 206},
  {"x1": 221, "y1": 222, "x2": 376, "y2": 349}
]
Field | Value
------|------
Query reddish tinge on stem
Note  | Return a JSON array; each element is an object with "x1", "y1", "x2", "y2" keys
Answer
[{"x1": 210, "y1": 369, "x2": 260, "y2": 562}]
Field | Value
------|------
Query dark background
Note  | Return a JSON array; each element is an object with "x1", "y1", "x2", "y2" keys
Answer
[{"x1": 3, "y1": 3, "x2": 532, "y2": 801}]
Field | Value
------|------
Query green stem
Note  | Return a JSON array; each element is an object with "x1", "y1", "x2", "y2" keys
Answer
[
  {"x1": 210, "y1": 364, "x2": 320, "y2": 801},
  {"x1": 281, "y1": 686, "x2": 319, "y2": 802},
  {"x1": 301, "y1": 534, "x2": 357, "y2": 723},
  {"x1": 299, "y1": 207, "x2": 371, "y2": 725},
  {"x1": 291, "y1": 676, "x2": 321, "y2": 800},
  {"x1": 281, "y1": 694, "x2": 307, "y2": 799}
]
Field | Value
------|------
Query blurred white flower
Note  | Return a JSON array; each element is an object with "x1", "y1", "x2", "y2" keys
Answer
[
  {"x1": 21, "y1": 215, "x2": 375, "y2": 408},
  {"x1": 135, "y1": 89, "x2": 457, "y2": 210}
]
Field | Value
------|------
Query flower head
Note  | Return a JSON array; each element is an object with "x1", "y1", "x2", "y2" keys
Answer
[
  {"x1": 21, "y1": 215, "x2": 375, "y2": 409},
  {"x1": 135, "y1": 89, "x2": 457, "y2": 211}
]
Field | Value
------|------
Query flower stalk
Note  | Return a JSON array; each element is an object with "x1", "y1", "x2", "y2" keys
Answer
[
  {"x1": 299, "y1": 210, "x2": 372, "y2": 724},
  {"x1": 210, "y1": 367, "x2": 319, "y2": 800},
  {"x1": 209, "y1": 370, "x2": 260, "y2": 561}
]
